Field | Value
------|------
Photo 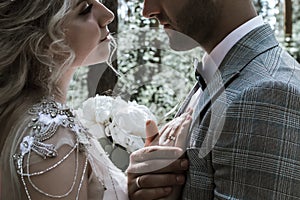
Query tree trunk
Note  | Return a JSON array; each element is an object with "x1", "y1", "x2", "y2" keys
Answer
[{"x1": 285, "y1": 0, "x2": 293, "y2": 38}]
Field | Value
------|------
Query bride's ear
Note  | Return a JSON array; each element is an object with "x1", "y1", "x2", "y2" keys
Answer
[{"x1": 144, "y1": 120, "x2": 159, "y2": 147}]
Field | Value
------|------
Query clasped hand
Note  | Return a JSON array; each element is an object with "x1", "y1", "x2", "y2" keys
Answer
[{"x1": 127, "y1": 109, "x2": 193, "y2": 200}]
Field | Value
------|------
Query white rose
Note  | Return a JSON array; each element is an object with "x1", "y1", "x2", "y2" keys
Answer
[
  {"x1": 94, "y1": 95, "x2": 115, "y2": 124},
  {"x1": 112, "y1": 99, "x2": 156, "y2": 137},
  {"x1": 107, "y1": 122, "x2": 145, "y2": 153},
  {"x1": 76, "y1": 95, "x2": 157, "y2": 153},
  {"x1": 76, "y1": 95, "x2": 115, "y2": 139},
  {"x1": 106, "y1": 98, "x2": 156, "y2": 152}
]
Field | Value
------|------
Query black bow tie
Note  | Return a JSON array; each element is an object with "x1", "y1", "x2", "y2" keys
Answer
[{"x1": 194, "y1": 59, "x2": 207, "y2": 90}]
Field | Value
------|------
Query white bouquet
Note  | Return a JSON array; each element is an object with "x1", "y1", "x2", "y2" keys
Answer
[{"x1": 76, "y1": 95, "x2": 157, "y2": 153}]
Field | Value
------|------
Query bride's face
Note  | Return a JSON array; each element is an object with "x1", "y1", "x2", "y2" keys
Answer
[{"x1": 64, "y1": 0, "x2": 114, "y2": 67}]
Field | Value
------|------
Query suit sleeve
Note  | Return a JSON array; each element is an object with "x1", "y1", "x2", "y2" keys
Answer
[{"x1": 183, "y1": 81, "x2": 300, "y2": 200}]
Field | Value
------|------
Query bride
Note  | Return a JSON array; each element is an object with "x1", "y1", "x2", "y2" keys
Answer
[
  {"x1": 0, "y1": 0, "x2": 190, "y2": 199},
  {"x1": 0, "y1": 0, "x2": 126, "y2": 199}
]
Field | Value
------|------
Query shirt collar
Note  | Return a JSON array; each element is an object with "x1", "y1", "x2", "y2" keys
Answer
[{"x1": 197, "y1": 15, "x2": 265, "y2": 83}]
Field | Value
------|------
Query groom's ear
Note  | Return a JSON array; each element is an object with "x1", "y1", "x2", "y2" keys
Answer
[{"x1": 144, "y1": 120, "x2": 159, "y2": 147}]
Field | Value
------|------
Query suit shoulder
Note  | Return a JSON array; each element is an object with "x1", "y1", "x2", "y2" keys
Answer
[{"x1": 231, "y1": 80, "x2": 300, "y2": 110}]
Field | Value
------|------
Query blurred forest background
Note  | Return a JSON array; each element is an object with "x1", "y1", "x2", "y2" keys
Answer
[{"x1": 68, "y1": 0, "x2": 300, "y2": 124}]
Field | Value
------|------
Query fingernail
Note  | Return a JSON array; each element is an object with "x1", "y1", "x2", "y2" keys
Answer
[
  {"x1": 146, "y1": 120, "x2": 159, "y2": 133},
  {"x1": 176, "y1": 175, "x2": 185, "y2": 184},
  {"x1": 181, "y1": 159, "x2": 188, "y2": 169}
]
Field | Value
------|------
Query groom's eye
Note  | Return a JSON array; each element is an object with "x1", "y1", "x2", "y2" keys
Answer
[{"x1": 79, "y1": 3, "x2": 93, "y2": 15}]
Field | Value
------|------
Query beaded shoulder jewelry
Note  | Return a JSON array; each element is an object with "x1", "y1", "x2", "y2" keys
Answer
[{"x1": 13, "y1": 97, "x2": 90, "y2": 200}]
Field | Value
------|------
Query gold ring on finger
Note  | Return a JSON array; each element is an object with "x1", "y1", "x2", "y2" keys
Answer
[{"x1": 136, "y1": 176, "x2": 142, "y2": 189}]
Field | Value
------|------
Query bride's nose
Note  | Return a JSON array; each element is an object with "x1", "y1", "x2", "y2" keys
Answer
[{"x1": 95, "y1": 2, "x2": 115, "y2": 27}]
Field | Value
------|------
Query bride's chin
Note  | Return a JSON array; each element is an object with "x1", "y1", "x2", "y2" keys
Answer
[{"x1": 75, "y1": 48, "x2": 110, "y2": 67}]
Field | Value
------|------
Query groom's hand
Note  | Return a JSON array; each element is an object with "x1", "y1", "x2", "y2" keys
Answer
[{"x1": 126, "y1": 146, "x2": 188, "y2": 200}]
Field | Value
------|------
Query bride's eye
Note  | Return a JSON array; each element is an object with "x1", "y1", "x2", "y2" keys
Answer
[{"x1": 79, "y1": 3, "x2": 93, "y2": 15}]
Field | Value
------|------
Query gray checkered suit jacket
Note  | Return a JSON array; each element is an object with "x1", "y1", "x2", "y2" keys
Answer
[{"x1": 181, "y1": 24, "x2": 300, "y2": 199}]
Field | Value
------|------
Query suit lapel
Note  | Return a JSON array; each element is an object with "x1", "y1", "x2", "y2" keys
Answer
[
  {"x1": 175, "y1": 82, "x2": 200, "y2": 117},
  {"x1": 190, "y1": 24, "x2": 279, "y2": 129},
  {"x1": 190, "y1": 70, "x2": 240, "y2": 129}
]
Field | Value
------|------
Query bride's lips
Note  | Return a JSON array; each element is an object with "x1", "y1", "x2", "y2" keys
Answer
[{"x1": 100, "y1": 33, "x2": 110, "y2": 42}]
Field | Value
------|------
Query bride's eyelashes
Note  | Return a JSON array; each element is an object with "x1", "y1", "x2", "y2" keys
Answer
[{"x1": 79, "y1": 3, "x2": 93, "y2": 15}]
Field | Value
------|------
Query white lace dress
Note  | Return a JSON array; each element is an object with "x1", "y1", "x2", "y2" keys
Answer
[{"x1": 12, "y1": 98, "x2": 128, "y2": 200}]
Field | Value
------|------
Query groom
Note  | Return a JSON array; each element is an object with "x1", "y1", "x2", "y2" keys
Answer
[{"x1": 128, "y1": 0, "x2": 300, "y2": 199}]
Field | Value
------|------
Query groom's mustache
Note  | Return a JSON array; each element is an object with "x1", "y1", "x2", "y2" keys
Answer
[{"x1": 155, "y1": 14, "x2": 172, "y2": 26}]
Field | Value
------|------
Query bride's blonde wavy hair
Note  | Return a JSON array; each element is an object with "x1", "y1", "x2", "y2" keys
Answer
[
  {"x1": 0, "y1": 0, "x2": 76, "y2": 106},
  {"x1": 0, "y1": 0, "x2": 79, "y2": 199}
]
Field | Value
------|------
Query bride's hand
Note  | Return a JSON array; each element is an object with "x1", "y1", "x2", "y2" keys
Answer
[
  {"x1": 127, "y1": 110, "x2": 193, "y2": 200},
  {"x1": 145, "y1": 109, "x2": 193, "y2": 149}
]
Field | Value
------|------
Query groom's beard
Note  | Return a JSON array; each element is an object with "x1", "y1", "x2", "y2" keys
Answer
[
  {"x1": 158, "y1": 0, "x2": 219, "y2": 51},
  {"x1": 164, "y1": 28, "x2": 199, "y2": 51},
  {"x1": 156, "y1": 14, "x2": 198, "y2": 51}
]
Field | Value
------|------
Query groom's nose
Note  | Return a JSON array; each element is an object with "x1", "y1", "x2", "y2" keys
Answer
[{"x1": 142, "y1": 0, "x2": 161, "y2": 19}]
